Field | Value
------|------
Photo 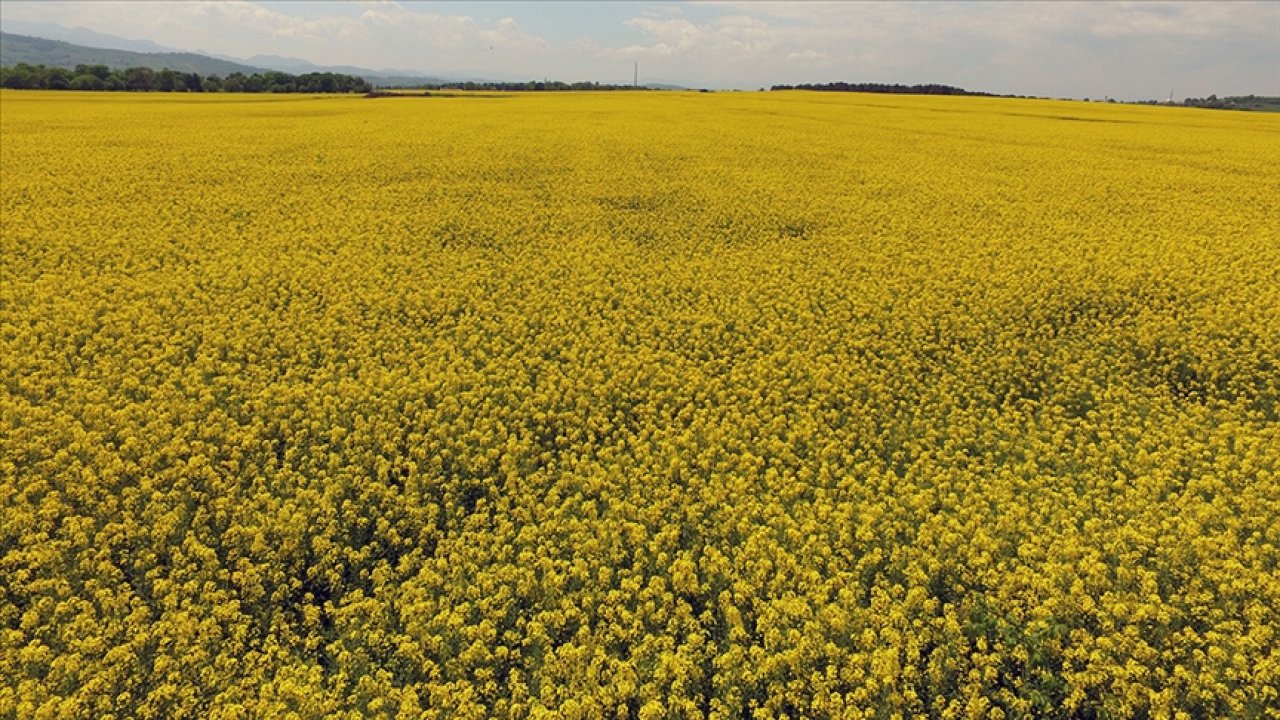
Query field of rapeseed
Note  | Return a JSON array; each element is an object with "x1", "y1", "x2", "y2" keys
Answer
[{"x1": 1, "y1": 89, "x2": 1278, "y2": 719}]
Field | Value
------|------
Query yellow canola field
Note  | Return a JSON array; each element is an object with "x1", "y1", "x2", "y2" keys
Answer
[{"x1": 1, "y1": 90, "x2": 1278, "y2": 720}]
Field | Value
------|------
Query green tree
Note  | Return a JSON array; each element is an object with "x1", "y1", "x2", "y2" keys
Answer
[
  {"x1": 155, "y1": 69, "x2": 178, "y2": 92},
  {"x1": 70, "y1": 74, "x2": 105, "y2": 91},
  {"x1": 125, "y1": 67, "x2": 155, "y2": 91},
  {"x1": 0, "y1": 65, "x2": 38, "y2": 89},
  {"x1": 74, "y1": 64, "x2": 111, "y2": 80},
  {"x1": 45, "y1": 67, "x2": 71, "y2": 90}
]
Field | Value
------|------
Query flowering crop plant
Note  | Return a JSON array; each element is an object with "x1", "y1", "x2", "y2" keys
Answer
[{"x1": 1, "y1": 90, "x2": 1278, "y2": 719}]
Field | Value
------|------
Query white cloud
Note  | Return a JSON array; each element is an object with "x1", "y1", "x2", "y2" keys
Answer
[
  {"x1": 785, "y1": 50, "x2": 829, "y2": 64},
  {"x1": 623, "y1": 18, "x2": 703, "y2": 54},
  {"x1": 615, "y1": 13, "x2": 782, "y2": 72}
]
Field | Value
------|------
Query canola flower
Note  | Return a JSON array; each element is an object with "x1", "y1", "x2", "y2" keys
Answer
[{"x1": 1, "y1": 90, "x2": 1278, "y2": 719}]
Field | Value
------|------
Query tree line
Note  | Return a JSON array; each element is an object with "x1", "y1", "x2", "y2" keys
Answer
[
  {"x1": 414, "y1": 80, "x2": 651, "y2": 92},
  {"x1": 1175, "y1": 94, "x2": 1279, "y2": 111},
  {"x1": 771, "y1": 82, "x2": 995, "y2": 96},
  {"x1": 0, "y1": 63, "x2": 372, "y2": 93}
]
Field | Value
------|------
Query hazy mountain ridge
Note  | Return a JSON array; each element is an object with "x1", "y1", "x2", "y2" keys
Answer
[
  {"x1": 243, "y1": 54, "x2": 435, "y2": 82},
  {"x1": 1, "y1": 32, "x2": 270, "y2": 76},
  {"x1": 0, "y1": 19, "x2": 176, "y2": 54},
  {"x1": 0, "y1": 21, "x2": 446, "y2": 85},
  {"x1": 0, "y1": 22, "x2": 677, "y2": 89}
]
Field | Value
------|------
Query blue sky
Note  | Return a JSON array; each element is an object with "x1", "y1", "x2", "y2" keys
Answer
[{"x1": 3, "y1": 1, "x2": 1276, "y2": 98}]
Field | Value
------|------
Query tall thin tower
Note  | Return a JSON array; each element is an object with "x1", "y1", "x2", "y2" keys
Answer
[{"x1": 634, "y1": 62, "x2": 638, "y2": 88}]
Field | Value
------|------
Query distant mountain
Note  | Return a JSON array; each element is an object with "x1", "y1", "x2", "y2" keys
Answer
[
  {"x1": 0, "y1": 24, "x2": 445, "y2": 85},
  {"x1": 245, "y1": 54, "x2": 343, "y2": 74},
  {"x1": 243, "y1": 54, "x2": 444, "y2": 86},
  {"x1": 1, "y1": 32, "x2": 269, "y2": 76},
  {"x1": 0, "y1": 19, "x2": 176, "y2": 53},
  {"x1": 0, "y1": 23, "x2": 615, "y2": 89}
]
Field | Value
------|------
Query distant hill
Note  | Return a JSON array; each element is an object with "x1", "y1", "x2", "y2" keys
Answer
[
  {"x1": 242, "y1": 54, "x2": 444, "y2": 86},
  {"x1": 1, "y1": 26, "x2": 680, "y2": 90},
  {"x1": 0, "y1": 32, "x2": 268, "y2": 76},
  {"x1": 247, "y1": 53, "x2": 391, "y2": 76},
  {"x1": 0, "y1": 30, "x2": 446, "y2": 86},
  {"x1": 0, "y1": 20, "x2": 177, "y2": 53}
]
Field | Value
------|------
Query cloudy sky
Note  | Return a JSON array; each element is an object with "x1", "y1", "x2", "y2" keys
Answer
[{"x1": 3, "y1": 1, "x2": 1277, "y2": 99}]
